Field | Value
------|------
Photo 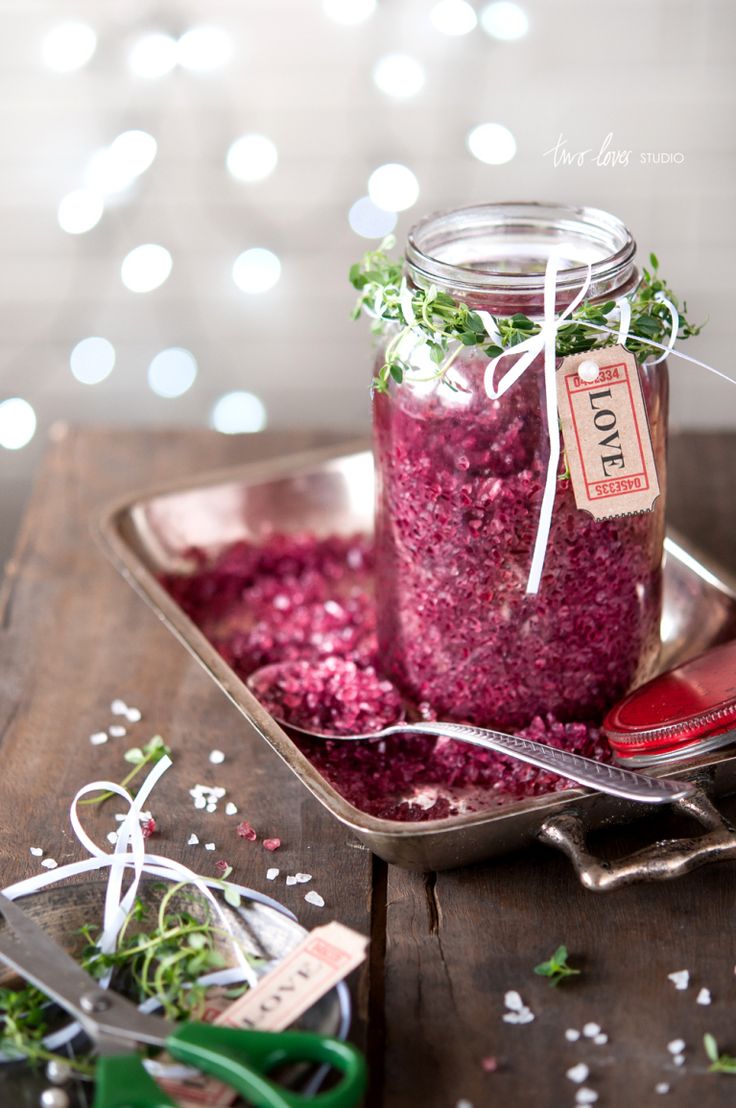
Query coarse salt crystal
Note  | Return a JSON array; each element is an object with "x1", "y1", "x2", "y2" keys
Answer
[
  {"x1": 502, "y1": 1009, "x2": 534, "y2": 1024},
  {"x1": 236, "y1": 821, "x2": 257, "y2": 841},
  {"x1": 456, "y1": 1101, "x2": 473, "y2": 1108},
  {"x1": 109, "y1": 725, "x2": 127, "y2": 738},
  {"x1": 187, "y1": 833, "x2": 199, "y2": 846},
  {"x1": 667, "y1": 1039, "x2": 685, "y2": 1055},
  {"x1": 583, "y1": 1023, "x2": 601, "y2": 1038},
  {"x1": 304, "y1": 891, "x2": 325, "y2": 908},
  {"x1": 575, "y1": 1090, "x2": 598, "y2": 1105},
  {"x1": 205, "y1": 843, "x2": 216, "y2": 851},
  {"x1": 225, "y1": 803, "x2": 238, "y2": 816},
  {"x1": 90, "y1": 732, "x2": 108, "y2": 745},
  {"x1": 567, "y1": 1064, "x2": 589, "y2": 1084},
  {"x1": 126, "y1": 707, "x2": 142, "y2": 723},
  {"x1": 30, "y1": 847, "x2": 43, "y2": 857},
  {"x1": 106, "y1": 831, "x2": 118, "y2": 845},
  {"x1": 213, "y1": 787, "x2": 226, "y2": 798},
  {"x1": 41, "y1": 859, "x2": 58, "y2": 869},
  {"x1": 206, "y1": 802, "x2": 217, "y2": 813},
  {"x1": 565, "y1": 1029, "x2": 581, "y2": 1042},
  {"x1": 266, "y1": 868, "x2": 279, "y2": 881},
  {"x1": 593, "y1": 1033, "x2": 608, "y2": 1046},
  {"x1": 286, "y1": 876, "x2": 297, "y2": 886},
  {"x1": 667, "y1": 970, "x2": 689, "y2": 990},
  {"x1": 696, "y1": 988, "x2": 711, "y2": 1005},
  {"x1": 295, "y1": 873, "x2": 312, "y2": 883},
  {"x1": 480, "y1": 1057, "x2": 497, "y2": 1073},
  {"x1": 504, "y1": 991, "x2": 524, "y2": 1011},
  {"x1": 673, "y1": 1054, "x2": 685, "y2": 1067},
  {"x1": 655, "y1": 1083, "x2": 670, "y2": 1095},
  {"x1": 111, "y1": 699, "x2": 128, "y2": 715},
  {"x1": 209, "y1": 750, "x2": 225, "y2": 765},
  {"x1": 194, "y1": 797, "x2": 206, "y2": 810}
]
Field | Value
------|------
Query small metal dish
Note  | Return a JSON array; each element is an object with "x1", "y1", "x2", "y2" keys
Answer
[{"x1": 96, "y1": 443, "x2": 736, "y2": 886}]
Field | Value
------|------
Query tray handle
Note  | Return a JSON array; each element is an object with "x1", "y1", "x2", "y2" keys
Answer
[{"x1": 538, "y1": 787, "x2": 736, "y2": 891}]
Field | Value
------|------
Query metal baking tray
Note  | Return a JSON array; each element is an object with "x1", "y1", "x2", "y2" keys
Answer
[{"x1": 96, "y1": 443, "x2": 736, "y2": 886}]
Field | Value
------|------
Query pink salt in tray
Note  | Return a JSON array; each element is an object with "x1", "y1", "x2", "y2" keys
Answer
[{"x1": 97, "y1": 444, "x2": 736, "y2": 881}]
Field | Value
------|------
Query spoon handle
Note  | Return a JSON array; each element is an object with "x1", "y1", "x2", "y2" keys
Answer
[{"x1": 401, "y1": 722, "x2": 694, "y2": 804}]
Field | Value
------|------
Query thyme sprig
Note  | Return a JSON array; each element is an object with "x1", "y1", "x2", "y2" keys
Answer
[
  {"x1": 80, "y1": 735, "x2": 171, "y2": 807},
  {"x1": 350, "y1": 239, "x2": 703, "y2": 394},
  {"x1": 0, "y1": 883, "x2": 255, "y2": 1077},
  {"x1": 533, "y1": 944, "x2": 581, "y2": 987},
  {"x1": 704, "y1": 1033, "x2": 736, "y2": 1074}
]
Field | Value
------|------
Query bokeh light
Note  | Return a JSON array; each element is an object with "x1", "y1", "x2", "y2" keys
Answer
[
  {"x1": 128, "y1": 33, "x2": 178, "y2": 79},
  {"x1": 368, "y1": 163, "x2": 419, "y2": 212},
  {"x1": 85, "y1": 131, "x2": 157, "y2": 195},
  {"x1": 467, "y1": 122, "x2": 517, "y2": 164},
  {"x1": 348, "y1": 196, "x2": 397, "y2": 239},
  {"x1": 430, "y1": 0, "x2": 478, "y2": 36},
  {"x1": 57, "y1": 190, "x2": 104, "y2": 235},
  {"x1": 372, "y1": 54, "x2": 426, "y2": 99},
  {"x1": 226, "y1": 134, "x2": 278, "y2": 183},
  {"x1": 121, "y1": 244, "x2": 173, "y2": 293},
  {"x1": 232, "y1": 248, "x2": 281, "y2": 294},
  {"x1": 0, "y1": 398, "x2": 37, "y2": 450},
  {"x1": 70, "y1": 337, "x2": 116, "y2": 385},
  {"x1": 322, "y1": 0, "x2": 376, "y2": 25},
  {"x1": 148, "y1": 348, "x2": 198, "y2": 398},
  {"x1": 211, "y1": 391, "x2": 267, "y2": 434},
  {"x1": 480, "y1": 2, "x2": 529, "y2": 41},
  {"x1": 42, "y1": 22, "x2": 97, "y2": 73},
  {"x1": 177, "y1": 27, "x2": 233, "y2": 72}
]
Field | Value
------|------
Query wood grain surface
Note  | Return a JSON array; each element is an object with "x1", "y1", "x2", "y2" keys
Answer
[{"x1": 0, "y1": 427, "x2": 735, "y2": 1108}]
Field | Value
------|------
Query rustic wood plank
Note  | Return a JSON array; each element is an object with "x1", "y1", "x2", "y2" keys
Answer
[
  {"x1": 0, "y1": 427, "x2": 377, "y2": 1092},
  {"x1": 381, "y1": 431, "x2": 736, "y2": 1108}
]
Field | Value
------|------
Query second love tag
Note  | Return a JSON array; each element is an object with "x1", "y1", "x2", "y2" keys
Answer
[{"x1": 556, "y1": 344, "x2": 661, "y2": 520}]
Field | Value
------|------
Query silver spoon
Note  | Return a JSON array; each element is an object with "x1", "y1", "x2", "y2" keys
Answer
[{"x1": 246, "y1": 663, "x2": 694, "y2": 805}]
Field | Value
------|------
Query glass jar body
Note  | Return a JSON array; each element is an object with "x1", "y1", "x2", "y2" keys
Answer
[{"x1": 372, "y1": 203, "x2": 669, "y2": 729}]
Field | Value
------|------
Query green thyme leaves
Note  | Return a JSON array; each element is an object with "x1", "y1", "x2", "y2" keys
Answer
[{"x1": 533, "y1": 944, "x2": 581, "y2": 987}]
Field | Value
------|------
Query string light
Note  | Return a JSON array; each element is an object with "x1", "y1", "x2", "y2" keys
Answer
[
  {"x1": 467, "y1": 122, "x2": 517, "y2": 164},
  {"x1": 128, "y1": 33, "x2": 178, "y2": 79},
  {"x1": 211, "y1": 392, "x2": 267, "y2": 433},
  {"x1": 226, "y1": 134, "x2": 278, "y2": 183},
  {"x1": 177, "y1": 27, "x2": 232, "y2": 72},
  {"x1": 232, "y1": 249, "x2": 281, "y2": 294},
  {"x1": 368, "y1": 163, "x2": 419, "y2": 212},
  {"x1": 480, "y1": 2, "x2": 529, "y2": 41},
  {"x1": 148, "y1": 348, "x2": 198, "y2": 398},
  {"x1": 372, "y1": 54, "x2": 426, "y2": 99},
  {"x1": 42, "y1": 22, "x2": 97, "y2": 73},
  {"x1": 57, "y1": 190, "x2": 104, "y2": 235},
  {"x1": 322, "y1": 0, "x2": 376, "y2": 26},
  {"x1": 70, "y1": 338, "x2": 116, "y2": 385},
  {"x1": 0, "y1": 398, "x2": 37, "y2": 450},
  {"x1": 121, "y1": 244, "x2": 172, "y2": 293},
  {"x1": 430, "y1": 0, "x2": 478, "y2": 36},
  {"x1": 348, "y1": 196, "x2": 397, "y2": 239}
]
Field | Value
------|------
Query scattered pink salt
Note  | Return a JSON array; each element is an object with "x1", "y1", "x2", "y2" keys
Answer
[
  {"x1": 480, "y1": 1057, "x2": 497, "y2": 1073},
  {"x1": 142, "y1": 818, "x2": 156, "y2": 839},
  {"x1": 214, "y1": 859, "x2": 230, "y2": 876},
  {"x1": 263, "y1": 838, "x2": 281, "y2": 851},
  {"x1": 236, "y1": 820, "x2": 257, "y2": 841}
]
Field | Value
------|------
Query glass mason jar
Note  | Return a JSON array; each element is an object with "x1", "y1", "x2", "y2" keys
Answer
[{"x1": 372, "y1": 203, "x2": 668, "y2": 729}]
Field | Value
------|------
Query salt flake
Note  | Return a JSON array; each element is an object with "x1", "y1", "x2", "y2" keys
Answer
[
  {"x1": 565, "y1": 1029, "x2": 581, "y2": 1042},
  {"x1": 655, "y1": 1084, "x2": 670, "y2": 1095},
  {"x1": 205, "y1": 843, "x2": 216, "y2": 851},
  {"x1": 502, "y1": 1009, "x2": 534, "y2": 1025},
  {"x1": 567, "y1": 1064, "x2": 589, "y2": 1084},
  {"x1": 90, "y1": 732, "x2": 108, "y2": 746},
  {"x1": 583, "y1": 1022, "x2": 601, "y2": 1038},
  {"x1": 667, "y1": 970, "x2": 689, "y2": 990},
  {"x1": 206, "y1": 802, "x2": 217, "y2": 813},
  {"x1": 125, "y1": 707, "x2": 142, "y2": 723},
  {"x1": 673, "y1": 1054, "x2": 685, "y2": 1067},
  {"x1": 106, "y1": 831, "x2": 118, "y2": 845},
  {"x1": 304, "y1": 891, "x2": 325, "y2": 908},
  {"x1": 593, "y1": 1033, "x2": 608, "y2": 1046},
  {"x1": 266, "y1": 868, "x2": 279, "y2": 881},
  {"x1": 456, "y1": 1101, "x2": 474, "y2": 1108},
  {"x1": 209, "y1": 750, "x2": 225, "y2": 765},
  {"x1": 187, "y1": 833, "x2": 199, "y2": 846},
  {"x1": 667, "y1": 1039, "x2": 685, "y2": 1055},
  {"x1": 29, "y1": 847, "x2": 43, "y2": 857},
  {"x1": 225, "y1": 803, "x2": 238, "y2": 816},
  {"x1": 504, "y1": 990, "x2": 524, "y2": 1011},
  {"x1": 194, "y1": 797, "x2": 206, "y2": 810},
  {"x1": 111, "y1": 699, "x2": 128, "y2": 715},
  {"x1": 41, "y1": 859, "x2": 58, "y2": 869},
  {"x1": 696, "y1": 988, "x2": 711, "y2": 1005},
  {"x1": 286, "y1": 876, "x2": 297, "y2": 886},
  {"x1": 295, "y1": 873, "x2": 312, "y2": 883},
  {"x1": 109, "y1": 725, "x2": 127, "y2": 738},
  {"x1": 575, "y1": 1090, "x2": 598, "y2": 1105}
]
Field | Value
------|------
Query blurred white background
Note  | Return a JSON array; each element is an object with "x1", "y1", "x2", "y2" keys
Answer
[{"x1": 0, "y1": 0, "x2": 734, "y2": 559}]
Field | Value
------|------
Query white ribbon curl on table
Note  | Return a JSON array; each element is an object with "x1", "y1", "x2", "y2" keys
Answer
[{"x1": 475, "y1": 251, "x2": 735, "y2": 596}]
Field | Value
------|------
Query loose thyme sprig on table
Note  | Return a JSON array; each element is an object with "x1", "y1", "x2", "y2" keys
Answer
[
  {"x1": 349, "y1": 238, "x2": 703, "y2": 393},
  {"x1": 533, "y1": 944, "x2": 581, "y2": 987},
  {"x1": 704, "y1": 1033, "x2": 736, "y2": 1074}
]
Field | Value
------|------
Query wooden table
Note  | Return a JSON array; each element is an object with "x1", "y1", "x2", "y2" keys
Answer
[{"x1": 1, "y1": 427, "x2": 735, "y2": 1107}]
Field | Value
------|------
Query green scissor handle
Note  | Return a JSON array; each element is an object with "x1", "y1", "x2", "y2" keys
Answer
[{"x1": 94, "y1": 1024, "x2": 366, "y2": 1108}]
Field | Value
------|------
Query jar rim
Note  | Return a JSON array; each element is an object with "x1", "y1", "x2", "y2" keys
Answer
[{"x1": 405, "y1": 201, "x2": 638, "y2": 300}]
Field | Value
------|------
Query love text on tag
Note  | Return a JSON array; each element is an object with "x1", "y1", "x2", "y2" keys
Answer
[{"x1": 556, "y1": 345, "x2": 660, "y2": 520}]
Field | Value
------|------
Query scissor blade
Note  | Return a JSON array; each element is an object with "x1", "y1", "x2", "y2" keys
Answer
[{"x1": 0, "y1": 893, "x2": 169, "y2": 1049}]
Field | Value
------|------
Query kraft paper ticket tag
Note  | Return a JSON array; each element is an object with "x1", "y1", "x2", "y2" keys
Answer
[
  {"x1": 161, "y1": 921, "x2": 369, "y2": 1107},
  {"x1": 556, "y1": 345, "x2": 660, "y2": 520}
]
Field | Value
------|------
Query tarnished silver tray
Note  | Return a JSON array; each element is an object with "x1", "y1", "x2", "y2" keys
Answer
[{"x1": 96, "y1": 443, "x2": 736, "y2": 886}]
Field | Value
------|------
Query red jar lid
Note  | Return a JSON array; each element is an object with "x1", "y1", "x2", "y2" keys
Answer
[{"x1": 604, "y1": 639, "x2": 736, "y2": 765}]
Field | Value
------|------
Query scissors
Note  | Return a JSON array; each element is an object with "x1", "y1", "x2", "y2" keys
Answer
[{"x1": 0, "y1": 892, "x2": 366, "y2": 1108}]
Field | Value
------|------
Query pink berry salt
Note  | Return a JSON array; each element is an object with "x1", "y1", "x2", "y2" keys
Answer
[
  {"x1": 236, "y1": 820, "x2": 257, "y2": 841},
  {"x1": 263, "y1": 838, "x2": 281, "y2": 852}
]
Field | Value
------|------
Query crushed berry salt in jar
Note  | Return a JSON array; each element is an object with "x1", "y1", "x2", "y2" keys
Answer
[{"x1": 365, "y1": 203, "x2": 670, "y2": 729}]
